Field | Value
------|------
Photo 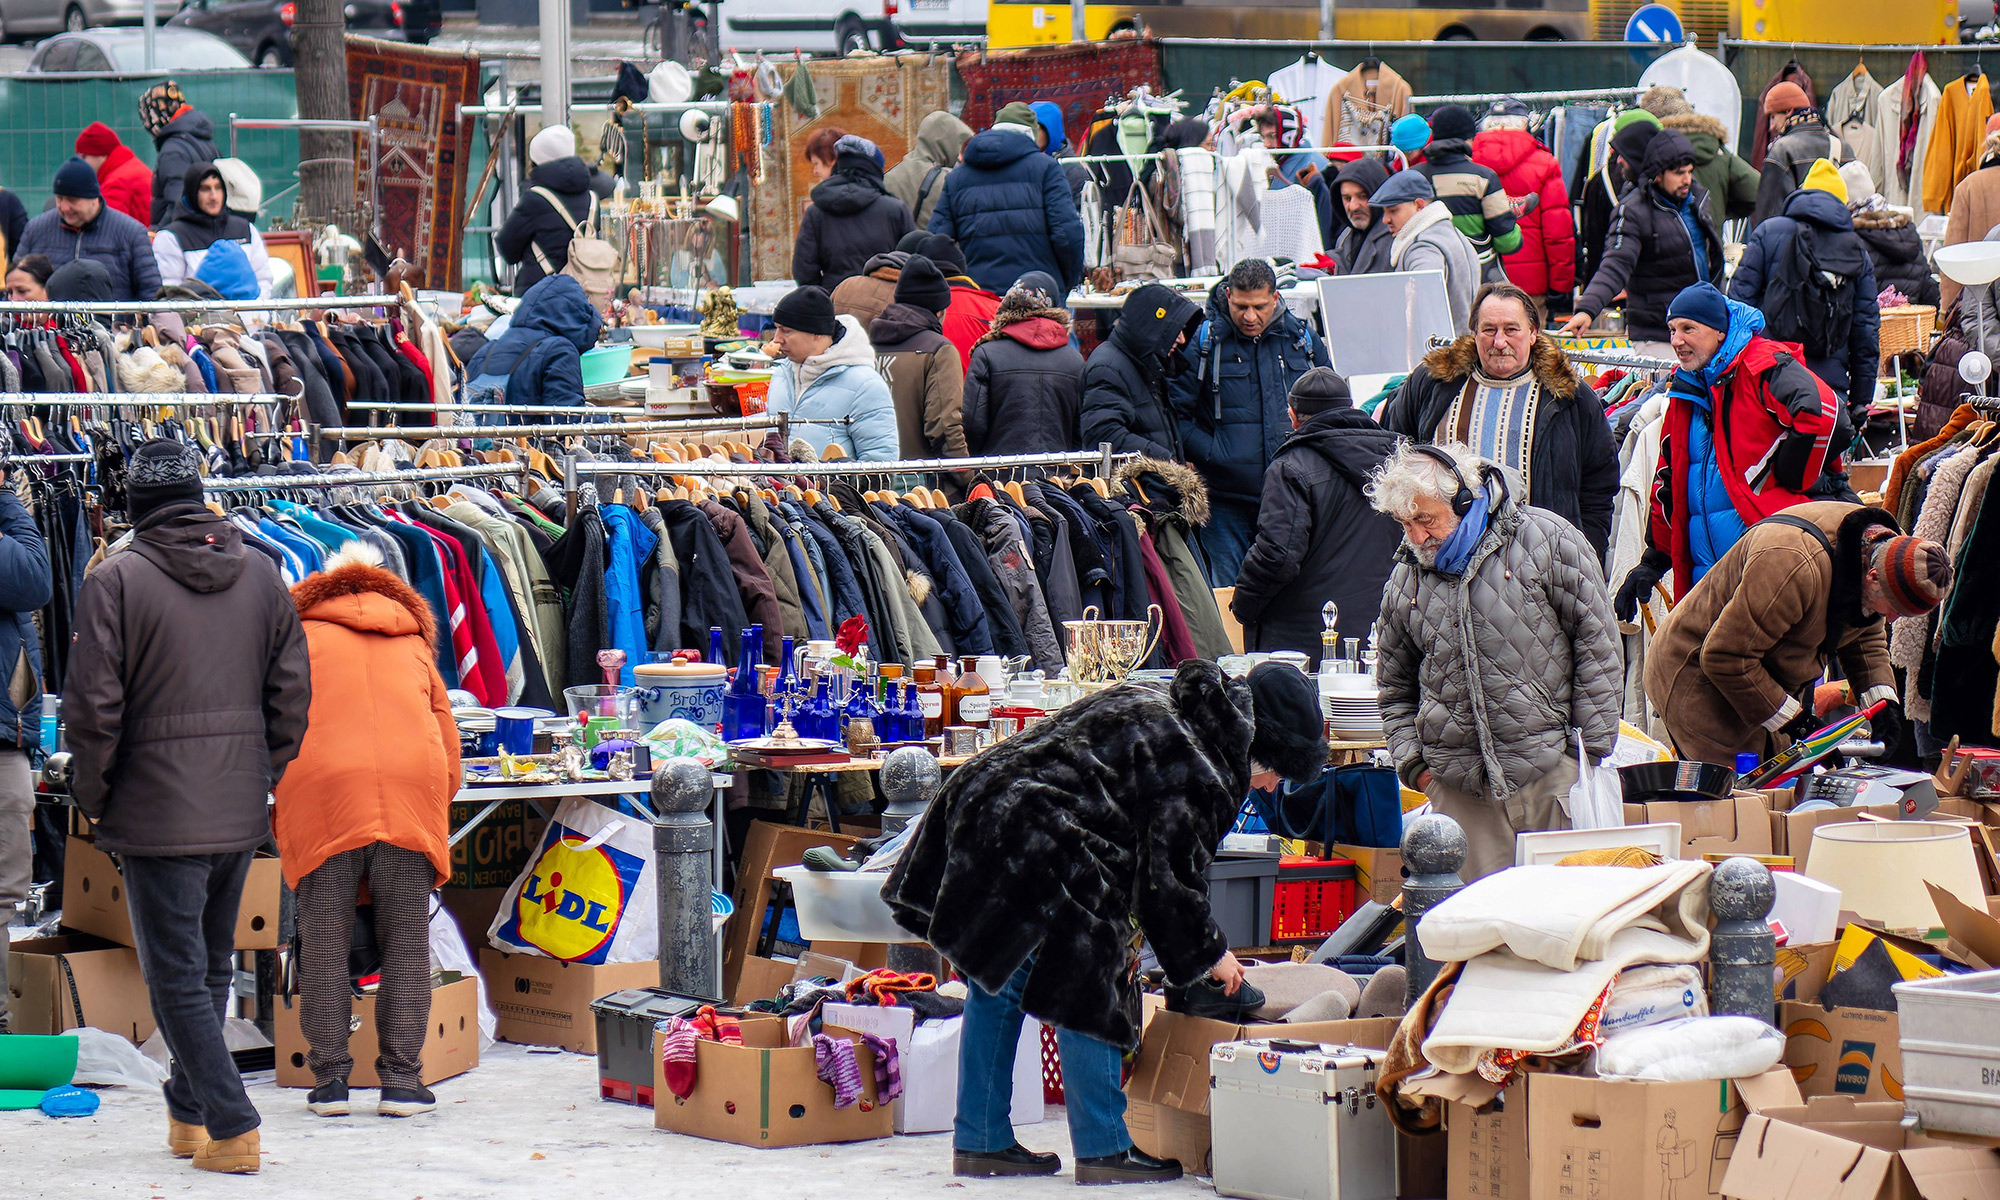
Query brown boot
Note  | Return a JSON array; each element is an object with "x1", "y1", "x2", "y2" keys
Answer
[
  {"x1": 192, "y1": 1129, "x2": 261, "y2": 1175},
  {"x1": 167, "y1": 1119, "x2": 208, "y2": 1159}
]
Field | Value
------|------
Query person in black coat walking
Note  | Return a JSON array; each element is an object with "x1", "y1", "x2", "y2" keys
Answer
[
  {"x1": 139, "y1": 82, "x2": 217, "y2": 229},
  {"x1": 497, "y1": 126, "x2": 609, "y2": 297},
  {"x1": 793, "y1": 134, "x2": 913, "y2": 291},
  {"x1": 1843, "y1": 161, "x2": 1938, "y2": 307},
  {"x1": 1563, "y1": 128, "x2": 1724, "y2": 355},
  {"x1": 1079, "y1": 283, "x2": 1204, "y2": 463},
  {"x1": 963, "y1": 272, "x2": 1085, "y2": 455},
  {"x1": 1231, "y1": 368, "x2": 1401, "y2": 663}
]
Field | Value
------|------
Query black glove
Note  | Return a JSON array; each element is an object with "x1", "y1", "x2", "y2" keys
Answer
[
  {"x1": 1614, "y1": 552, "x2": 1669, "y2": 623},
  {"x1": 1870, "y1": 702, "x2": 1905, "y2": 753},
  {"x1": 1779, "y1": 710, "x2": 1821, "y2": 743}
]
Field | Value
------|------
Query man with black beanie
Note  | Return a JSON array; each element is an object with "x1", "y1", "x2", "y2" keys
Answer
[
  {"x1": 64, "y1": 440, "x2": 310, "y2": 1174},
  {"x1": 1232, "y1": 366, "x2": 1403, "y2": 664},
  {"x1": 870, "y1": 254, "x2": 969, "y2": 459},
  {"x1": 15, "y1": 156, "x2": 159, "y2": 302},
  {"x1": 767, "y1": 287, "x2": 900, "y2": 461}
]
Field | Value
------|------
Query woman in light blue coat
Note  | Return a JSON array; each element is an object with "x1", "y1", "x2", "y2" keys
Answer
[{"x1": 765, "y1": 288, "x2": 901, "y2": 462}]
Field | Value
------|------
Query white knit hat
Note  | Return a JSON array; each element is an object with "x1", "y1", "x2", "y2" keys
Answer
[
  {"x1": 212, "y1": 157, "x2": 262, "y2": 216},
  {"x1": 528, "y1": 125, "x2": 576, "y2": 167},
  {"x1": 1840, "y1": 160, "x2": 1877, "y2": 206}
]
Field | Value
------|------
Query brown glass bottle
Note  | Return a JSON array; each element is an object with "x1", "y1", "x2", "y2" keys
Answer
[
  {"x1": 932, "y1": 654, "x2": 957, "y2": 726},
  {"x1": 914, "y1": 665, "x2": 947, "y2": 737},
  {"x1": 954, "y1": 655, "x2": 992, "y2": 728}
]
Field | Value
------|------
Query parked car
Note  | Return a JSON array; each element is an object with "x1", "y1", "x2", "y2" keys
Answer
[
  {"x1": 0, "y1": 0, "x2": 181, "y2": 39},
  {"x1": 168, "y1": 0, "x2": 429, "y2": 66},
  {"x1": 717, "y1": 0, "x2": 985, "y2": 54},
  {"x1": 24, "y1": 26, "x2": 246, "y2": 69}
]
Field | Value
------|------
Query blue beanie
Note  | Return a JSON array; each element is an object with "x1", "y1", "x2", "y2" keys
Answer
[
  {"x1": 193, "y1": 237, "x2": 259, "y2": 301},
  {"x1": 1666, "y1": 282, "x2": 1731, "y2": 333},
  {"x1": 1369, "y1": 169, "x2": 1435, "y2": 207},
  {"x1": 52, "y1": 156, "x2": 100, "y2": 201},
  {"x1": 1390, "y1": 114, "x2": 1432, "y2": 155}
]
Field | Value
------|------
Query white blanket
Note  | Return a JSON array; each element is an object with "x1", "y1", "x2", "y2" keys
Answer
[{"x1": 1417, "y1": 861, "x2": 1711, "y2": 971}]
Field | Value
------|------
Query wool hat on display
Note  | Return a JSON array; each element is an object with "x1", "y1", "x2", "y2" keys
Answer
[
  {"x1": 1666, "y1": 282, "x2": 1731, "y2": 332},
  {"x1": 127, "y1": 439, "x2": 205, "y2": 522},
  {"x1": 52, "y1": 157, "x2": 100, "y2": 201},
  {"x1": 1368, "y1": 169, "x2": 1435, "y2": 207},
  {"x1": 528, "y1": 126, "x2": 577, "y2": 166},
  {"x1": 772, "y1": 286, "x2": 838, "y2": 337},
  {"x1": 894, "y1": 255, "x2": 951, "y2": 315}
]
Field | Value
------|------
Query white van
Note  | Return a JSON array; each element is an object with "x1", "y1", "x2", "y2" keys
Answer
[{"x1": 717, "y1": 0, "x2": 986, "y2": 55}]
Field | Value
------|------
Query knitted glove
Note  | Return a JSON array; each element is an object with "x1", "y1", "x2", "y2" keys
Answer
[{"x1": 1614, "y1": 550, "x2": 1670, "y2": 623}]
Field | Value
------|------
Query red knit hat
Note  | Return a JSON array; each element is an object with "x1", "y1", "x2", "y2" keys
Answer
[
  {"x1": 1871, "y1": 533, "x2": 1952, "y2": 619},
  {"x1": 75, "y1": 121, "x2": 120, "y2": 156},
  {"x1": 1763, "y1": 81, "x2": 1811, "y2": 115}
]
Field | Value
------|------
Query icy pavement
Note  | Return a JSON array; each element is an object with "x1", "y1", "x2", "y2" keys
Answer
[{"x1": 5, "y1": 1042, "x2": 1218, "y2": 1199}]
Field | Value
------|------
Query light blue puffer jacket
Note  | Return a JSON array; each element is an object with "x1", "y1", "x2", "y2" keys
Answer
[{"x1": 766, "y1": 315, "x2": 901, "y2": 462}]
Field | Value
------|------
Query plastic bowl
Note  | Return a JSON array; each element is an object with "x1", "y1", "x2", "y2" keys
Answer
[
  {"x1": 580, "y1": 344, "x2": 633, "y2": 387},
  {"x1": 773, "y1": 866, "x2": 922, "y2": 942}
]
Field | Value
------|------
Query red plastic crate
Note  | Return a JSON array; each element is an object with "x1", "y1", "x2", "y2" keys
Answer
[{"x1": 1271, "y1": 857, "x2": 1359, "y2": 942}]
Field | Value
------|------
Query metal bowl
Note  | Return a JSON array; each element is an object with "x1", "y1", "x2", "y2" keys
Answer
[{"x1": 1618, "y1": 759, "x2": 1739, "y2": 803}]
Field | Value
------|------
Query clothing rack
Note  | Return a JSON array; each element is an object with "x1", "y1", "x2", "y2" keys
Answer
[
  {"x1": 1410, "y1": 86, "x2": 1646, "y2": 107},
  {"x1": 1563, "y1": 348, "x2": 1678, "y2": 372},
  {"x1": 317, "y1": 415, "x2": 789, "y2": 441},
  {"x1": 563, "y1": 444, "x2": 1128, "y2": 487},
  {"x1": 349, "y1": 401, "x2": 650, "y2": 417},
  {"x1": 1062, "y1": 143, "x2": 1405, "y2": 164},
  {"x1": 3, "y1": 453, "x2": 93, "y2": 464},
  {"x1": 202, "y1": 462, "x2": 532, "y2": 492},
  {"x1": 0, "y1": 296, "x2": 398, "y2": 315},
  {"x1": 0, "y1": 393, "x2": 291, "y2": 406}
]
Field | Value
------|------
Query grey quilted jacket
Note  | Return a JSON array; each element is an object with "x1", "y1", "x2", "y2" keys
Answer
[{"x1": 1376, "y1": 467, "x2": 1621, "y2": 801}]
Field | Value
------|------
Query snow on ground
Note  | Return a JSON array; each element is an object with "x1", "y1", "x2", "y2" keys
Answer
[{"x1": 5, "y1": 1042, "x2": 1218, "y2": 1200}]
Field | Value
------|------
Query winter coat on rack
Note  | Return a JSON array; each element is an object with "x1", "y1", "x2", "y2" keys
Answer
[
  {"x1": 793, "y1": 148, "x2": 915, "y2": 291},
  {"x1": 874, "y1": 499, "x2": 988, "y2": 657},
  {"x1": 1730, "y1": 184, "x2": 1880, "y2": 419},
  {"x1": 546, "y1": 504, "x2": 608, "y2": 689},
  {"x1": 831, "y1": 251, "x2": 907, "y2": 330},
  {"x1": 15, "y1": 204, "x2": 160, "y2": 302},
  {"x1": 0, "y1": 491, "x2": 51, "y2": 751},
  {"x1": 742, "y1": 495, "x2": 808, "y2": 653},
  {"x1": 1923, "y1": 73, "x2": 1995, "y2": 217},
  {"x1": 1853, "y1": 203, "x2": 1938, "y2": 307},
  {"x1": 928, "y1": 126, "x2": 1086, "y2": 297},
  {"x1": 959, "y1": 496, "x2": 1064, "y2": 673},
  {"x1": 963, "y1": 290, "x2": 1084, "y2": 455},
  {"x1": 1117, "y1": 458, "x2": 1231, "y2": 659},
  {"x1": 767, "y1": 315, "x2": 901, "y2": 463},
  {"x1": 698, "y1": 498, "x2": 786, "y2": 665},
  {"x1": 885, "y1": 111, "x2": 974, "y2": 232},
  {"x1": 148, "y1": 107, "x2": 217, "y2": 228},
  {"x1": 1079, "y1": 285, "x2": 1205, "y2": 463},
  {"x1": 1938, "y1": 147, "x2": 2000, "y2": 315},
  {"x1": 1472, "y1": 127, "x2": 1576, "y2": 298},
  {"x1": 870, "y1": 302, "x2": 968, "y2": 460},
  {"x1": 884, "y1": 659, "x2": 1261, "y2": 1051},
  {"x1": 657, "y1": 498, "x2": 750, "y2": 663},
  {"x1": 462, "y1": 273, "x2": 602, "y2": 409},
  {"x1": 1230, "y1": 406, "x2": 1402, "y2": 666},
  {"x1": 497, "y1": 156, "x2": 597, "y2": 296},
  {"x1": 1171, "y1": 280, "x2": 1330, "y2": 507},
  {"x1": 65, "y1": 505, "x2": 312, "y2": 855},
  {"x1": 273, "y1": 545, "x2": 459, "y2": 889},
  {"x1": 1930, "y1": 470, "x2": 2000, "y2": 742}
]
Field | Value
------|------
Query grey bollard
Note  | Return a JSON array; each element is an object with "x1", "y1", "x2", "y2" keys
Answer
[
  {"x1": 1708, "y1": 856, "x2": 1777, "y2": 1027},
  {"x1": 877, "y1": 745, "x2": 944, "y2": 977},
  {"x1": 652, "y1": 757, "x2": 719, "y2": 999},
  {"x1": 1401, "y1": 814, "x2": 1468, "y2": 1008}
]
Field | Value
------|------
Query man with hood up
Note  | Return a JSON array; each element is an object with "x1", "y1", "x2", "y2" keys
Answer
[
  {"x1": 928, "y1": 102, "x2": 1086, "y2": 299},
  {"x1": 793, "y1": 134, "x2": 914, "y2": 290},
  {"x1": 1081, "y1": 283, "x2": 1205, "y2": 464},
  {"x1": 140, "y1": 81, "x2": 218, "y2": 228},
  {"x1": 964, "y1": 271, "x2": 1084, "y2": 455},
  {"x1": 152, "y1": 163, "x2": 274, "y2": 299},
  {"x1": 64, "y1": 439, "x2": 311, "y2": 1174},
  {"x1": 462, "y1": 273, "x2": 603, "y2": 410},
  {"x1": 1331, "y1": 156, "x2": 1393, "y2": 275},
  {"x1": 887, "y1": 111, "x2": 974, "y2": 231},
  {"x1": 1031, "y1": 101, "x2": 1090, "y2": 210}
]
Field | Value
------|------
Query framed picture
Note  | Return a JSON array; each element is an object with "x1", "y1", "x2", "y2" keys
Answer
[{"x1": 262, "y1": 230, "x2": 319, "y2": 298}]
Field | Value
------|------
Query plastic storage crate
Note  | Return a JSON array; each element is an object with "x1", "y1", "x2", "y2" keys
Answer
[
  {"x1": 1894, "y1": 968, "x2": 2000, "y2": 1138},
  {"x1": 1206, "y1": 851, "x2": 1281, "y2": 949},
  {"x1": 589, "y1": 987, "x2": 708, "y2": 1106},
  {"x1": 1271, "y1": 857, "x2": 1360, "y2": 943}
]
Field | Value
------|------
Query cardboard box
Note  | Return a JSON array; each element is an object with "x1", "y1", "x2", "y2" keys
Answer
[
  {"x1": 1446, "y1": 1086, "x2": 1530, "y2": 1200},
  {"x1": 480, "y1": 948, "x2": 659, "y2": 1054},
  {"x1": 1329, "y1": 844, "x2": 1405, "y2": 906},
  {"x1": 1772, "y1": 871, "x2": 1844, "y2": 946},
  {"x1": 722, "y1": 821, "x2": 866, "y2": 1001},
  {"x1": 1526, "y1": 1069, "x2": 1800, "y2": 1200},
  {"x1": 1123, "y1": 1007, "x2": 1399, "y2": 1175},
  {"x1": 1720, "y1": 1096, "x2": 2000, "y2": 1199},
  {"x1": 1780, "y1": 1000, "x2": 1903, "y2": 1101},
  {"x1": 733, "y1": 954, "x2": 799, "y2": 1006},
  {"x1": 5, "y1": 933, "x2": 156, "y2": 1042},
  {"x1": 447, "y1": 795, "x2": 546, "y2": 889},
  {"x1": 62, "y1": 834, "x2": 282, "y2": 950},
  {"x1": 1772, "y1": 801, "x2": 1903, "y2": 866},
  {"x1": 651, "y1": 1015, "x2": 893, "y2": 1147},
  {"x1": 821, "y1": 1002, "x2": 1042, "y2": 1133},
  {"x1": 275, "y1": 975, "x2": 481, "y2": 1088},
  {"x1": 1400, "y1": 1128, "x2": 1449, "y2": 1199},
  {"x1": 1625, "y1": 793, "x2": 1774, "y2": 858},
  {"x1": 1776, "y1": 942, "x2": 1839, "y2": 1002}
]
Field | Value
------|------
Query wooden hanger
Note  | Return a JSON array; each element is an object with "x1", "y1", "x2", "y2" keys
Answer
[{"x1": 929, "y1": 486, "x2": 949, "y2": 508}]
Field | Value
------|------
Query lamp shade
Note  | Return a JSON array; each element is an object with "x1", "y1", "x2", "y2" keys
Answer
[
  {"x1": 1804, "y1": 821, "x2": 1985, "y2": 932},
  {"x1": 1936, "y1": 242, "x2": 2000, "y2": 286}
]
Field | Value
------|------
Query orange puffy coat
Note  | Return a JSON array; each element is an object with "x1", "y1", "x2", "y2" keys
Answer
[{"x1": 273, "y1": 548, "x2": 460, "y2": 889}]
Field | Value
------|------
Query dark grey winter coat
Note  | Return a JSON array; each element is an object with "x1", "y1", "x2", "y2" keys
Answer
[
  {"x1": 1079, "y1": 285, "x2": 1204, "y2": 463},
  {"x1": 884, "y1": 659, "x2": 1318, "y2": 1050},
  {"x1": 149, "y1": 108, "x2": 218, "y2": 228},
  {"x1": 1375, "y1": 467, "x2": 1621, "y2": 801},
  {"x1": 65, "y1": 506, "x2": 311, "y2": 855}
]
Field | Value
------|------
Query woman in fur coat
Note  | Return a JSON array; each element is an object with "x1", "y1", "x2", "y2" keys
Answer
[{"x1": 884, "y1": 660, "x2": 1327, "y2": 1185}]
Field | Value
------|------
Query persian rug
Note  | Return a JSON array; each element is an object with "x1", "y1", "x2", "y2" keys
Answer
[
  {"x1": 346, "y1": 36, "x2": 480, "y2": 289},
  {"x1": 955, "y1": 39, "x2": 1162, "y2": 153}
]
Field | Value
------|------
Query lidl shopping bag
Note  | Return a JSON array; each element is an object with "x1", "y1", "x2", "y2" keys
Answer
[{"x1": 488, "y1": 797, "x2": 657, "y2": 964}]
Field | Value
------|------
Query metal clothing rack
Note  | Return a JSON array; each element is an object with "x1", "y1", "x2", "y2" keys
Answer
[
  {"x1": 203, "y1": 463, "x2": 533, "y2": 492},
  {"x1": 0, "y1": 394, "x2": 291, "y2": 406},
  {"x1": 350, "y1": 401, "x2": 651, "y2": 417},
  {"x1": 1563, "y1": 348, "x2": 1679, "y2": 372},
  {"x1": 1410, "y1": 86, "x2": 1647, "y2": 107},
  {"x1": 563, "y1": 445, "x2": 1130, "y2": 488},
  {"x1": 318, "y1": 415, "x2": 786, "y2": 441},
  {"x1": 0, "y1": 296, "x2": 398, "y2": 315},
  {"x1": 4, "y1": 453, "x2": 93, "y2": 464}
]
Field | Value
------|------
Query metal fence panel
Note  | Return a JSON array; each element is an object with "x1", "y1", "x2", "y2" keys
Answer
[{"x1": 1157, "y1": 39, "x2": 1678, "y2": 102}]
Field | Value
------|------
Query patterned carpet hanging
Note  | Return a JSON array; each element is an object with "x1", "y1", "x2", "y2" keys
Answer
[{"x1": 346, "y1": 36, "x2": 481, "y2": 290}]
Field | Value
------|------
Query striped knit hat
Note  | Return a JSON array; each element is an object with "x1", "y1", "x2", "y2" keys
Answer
[{"x1": 1872, "y1": 533, "x2": 1952, "y2": 618}]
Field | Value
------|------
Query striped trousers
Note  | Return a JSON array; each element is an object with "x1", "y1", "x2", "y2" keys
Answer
[{"x1": 294, "y1": 842, "x2": 434, "y2": 1089}]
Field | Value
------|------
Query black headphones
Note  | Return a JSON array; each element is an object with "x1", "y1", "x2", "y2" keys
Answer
[{"x1": 1411, "y1": 443, "x2": 1476, "y2": 517}]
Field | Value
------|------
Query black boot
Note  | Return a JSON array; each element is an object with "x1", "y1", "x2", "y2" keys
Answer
[
  {"x1": 1164, "y1": 975, "x2": 1265, "y2": 1020},
  {"x1": 953, "y1": 1144, "x2": 1063, "y2": 1177},
  {"x1": 1075, "y1": 1147, "x2": 1183, "y2": 1185}
]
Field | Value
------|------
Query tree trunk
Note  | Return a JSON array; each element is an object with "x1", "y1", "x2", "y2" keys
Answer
[{"x1": 292, "y1": 0, "x2": 353, "y2": 225}]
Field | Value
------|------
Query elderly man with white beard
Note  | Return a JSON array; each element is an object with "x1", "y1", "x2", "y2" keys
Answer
[{"x1": 1369, "y1": 441, "x2": 1622, "y2": 880}]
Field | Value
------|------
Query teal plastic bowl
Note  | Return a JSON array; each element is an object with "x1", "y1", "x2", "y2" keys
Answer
[{"x1": 580, "y1": 344, "x2": 632, "y2": 387}]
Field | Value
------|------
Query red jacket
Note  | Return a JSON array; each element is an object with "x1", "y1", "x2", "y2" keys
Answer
[
  {"x1": 96, "y1": 144, "x2": 154, "y2": 228},
  {"x1": 1649, "y1": 334, "x2": 1838, "y2": 599},
  {"x1": 1472, "y1": 128, "x2": 1574, "y2": 297},
  {"x1": 942, "y1": 281, "x2": 1001, "y2": 374}
]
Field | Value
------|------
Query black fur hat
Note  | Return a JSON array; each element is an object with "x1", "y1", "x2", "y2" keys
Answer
[{"x1": 1247, "y1": 663, "x2": 1328, "y2": 786}]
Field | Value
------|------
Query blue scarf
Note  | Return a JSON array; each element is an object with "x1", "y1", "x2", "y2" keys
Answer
[{"x1": 1432, "y1": 484, "x2": 1491, "y2": 576}]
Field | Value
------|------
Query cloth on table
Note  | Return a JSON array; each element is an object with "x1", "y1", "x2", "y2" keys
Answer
[{"x1": 812, "y1": 1032, "x2": 864, "y2": 1108}]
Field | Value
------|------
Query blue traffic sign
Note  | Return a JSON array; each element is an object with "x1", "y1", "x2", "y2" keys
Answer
[{"x1": 1625, "y1": 3, "x2": 1685, "y2": 44}]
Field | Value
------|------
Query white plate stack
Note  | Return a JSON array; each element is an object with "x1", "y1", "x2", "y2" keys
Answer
[{"x1": 1320, "y1": 671, "x2": 1384, "y2": 740}]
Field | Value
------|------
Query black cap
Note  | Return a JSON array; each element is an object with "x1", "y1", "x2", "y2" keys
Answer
[
  {"x1": 915, "y1": 233, "x2": 967, "y2": 278},
  {"x1": 771, "y1": 286, "x2": 838, "y2": 337},
  {"x1": 1247, "y1": 662, "x2": 1329, "y2": 786},
  {"x1": 895, "y1": 229, "x2": 928, "y2": 253},
  {"x1": 894, "y1": 254, "x2": 951, "y2": 315},
  {"x1": 53, "y1": 156, "x2": 100, "y2": 201},
  {"x1": 1427, "y1": 103, "x2": 1477, "y2": 142},
  {"x1": 1640, "y1": 128, "x2": 1698, "y2": 180},
  {"x1": 1287, "y1": 366, "x2": 1352, "y2": 414},
  {"x1": 127, "y1": 438, "x2": 204, "y2": 523}
]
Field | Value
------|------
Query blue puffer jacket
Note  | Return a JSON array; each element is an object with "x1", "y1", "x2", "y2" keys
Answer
[
  {"x1": 767, "y1": 315, "x2": 901, "y2": 462},
  {"x1": 463, "y1": 273, "x2": 602, "y2": 410},
  {"x1": 0, "y1": 491, "x2": 50, "y2": 750},
  {"x1": 1676, "y1": 296, "x2": 1766, "y2": 582},
  {"x1": 15, "y1": 206, "x2": 160, "y2": 301},
  {"x1": 928, "y1": 127, "x2": 1085, "y2": 296},
  {"x1": 601, "y1": 503, "x2": 657, "y2": 684},
  {"x1": 1171, "y1": 283, "x2": 1330, "y2": 505}
]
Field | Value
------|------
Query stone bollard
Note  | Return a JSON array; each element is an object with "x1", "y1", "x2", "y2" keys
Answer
[
  {"x1": 878, "y1": 745, "x2": 944, "y2": 978},
  {"x1": 652, "y1": 757, "x2": 719, "y2": 999},
  {"x1": 1402, "y1": 814, "x2": 1468, "y2": 1008},
  {"x1": 1708, "y1": 856, "x2": 1777, "y2": 1027}
]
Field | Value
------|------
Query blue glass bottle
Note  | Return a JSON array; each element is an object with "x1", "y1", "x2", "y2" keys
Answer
[
  {"x1": 722, "y1": 629, "x2": 767, "y2": 741},
  {"x1": 807, "y1": 678, "x2": 836, "y2": 740},
  {"x1": 900, "y1": 680, "x2": 926, "y2": 742},
  {"x1": 707, "y1": 626, "x2": 725, "y2": 666},
  {"x1": 774, "y1": 636, "x2": 798, "y2": 710},
  {"x1": 882, "y1": 681, "x2": 906, "y2": 741},
  {"x1": 843, "y1": 677, "x2": 882, "y2": 739}
]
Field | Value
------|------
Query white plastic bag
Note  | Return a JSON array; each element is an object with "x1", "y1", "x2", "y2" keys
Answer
[
  {"x1": 1565, "y1": 729, "x2": 1626, "y2": 831},
  {"x1": 70, "y1": 1026, "x2": 169, "y2": 1088},
  {"x1": 430, "y1": 895, "x2": 496, "y2": 1046},
  {"x1": 1595, "y1": 1015, "x2": 1784, "y2": 1082},
  {"x1": 487, "y1": 796, "x2": 658, "y2": 964}
]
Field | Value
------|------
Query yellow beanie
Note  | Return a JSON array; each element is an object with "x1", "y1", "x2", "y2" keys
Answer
[{"x1": 1801, "y1": 158, "x2": 1849, "y2": 204}]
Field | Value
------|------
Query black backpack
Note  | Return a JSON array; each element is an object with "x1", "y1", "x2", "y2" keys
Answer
[{"x1": 1762, "y1": 222, "x2": 1854, "y2": 360}]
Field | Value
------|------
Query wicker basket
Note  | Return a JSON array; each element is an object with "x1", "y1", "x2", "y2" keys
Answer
[{"x1": 1880, "y1": 304, "x2": 1937, "y2": 358}]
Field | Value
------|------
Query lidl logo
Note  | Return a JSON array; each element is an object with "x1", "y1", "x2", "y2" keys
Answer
[
  {"x1": 1258, "y1": 1052, "x2": 1283, "y2": 1074},
  {"x1": 495, "y1": 823, "x2": 645, "y2": 964}
]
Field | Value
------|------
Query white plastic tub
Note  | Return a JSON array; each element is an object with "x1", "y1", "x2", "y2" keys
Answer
[
  {"x1": 1894, "y1": 968, "x2": 2000, "y2": 1137},
  {"x1": 773, "y1": 866, "x2": 921, "y2": 943}
]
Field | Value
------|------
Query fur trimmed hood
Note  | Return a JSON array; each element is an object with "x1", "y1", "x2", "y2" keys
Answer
[
  {"x1": 1420, "y1": 333, "x2": 1580, "y2": 400},
  {"x1": 1661, "y1": 110, "x2": 1728, "y2": 148},
  {"x1": 1117, "y1": 455, "x2": 1211, "y2": 527},
  {"x1": 973, "y1": 296, "x2": 1071, "y2": 350},
  {"x1": 1852, "y1": 206, "x2": 1913, "y2": 232},
  {"x1": 289, "y1": 542, "x2": 439, "y2": 647}
]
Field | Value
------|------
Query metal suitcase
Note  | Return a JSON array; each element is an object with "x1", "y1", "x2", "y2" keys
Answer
[{"x1": 1209, "y1": 1039, "x2": 1396, "y2": 1200}]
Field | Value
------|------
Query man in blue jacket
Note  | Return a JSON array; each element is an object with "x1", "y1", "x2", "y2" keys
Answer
[
  {"x1": 1172, "y1": 258, "x2": 1330, "y2": 586},
  {"x1": 16, "y1": 158, "x2": 160, "y2": 302},
  {"x1": 928, "y1": 102, "x2": 1085, "y2": 298},
  {"x1": 0, "y1": 478, "x2": 51, "y2": 1033},
  {"x1": 462, "y1": 273, "x2": 603, "y2": 415}
]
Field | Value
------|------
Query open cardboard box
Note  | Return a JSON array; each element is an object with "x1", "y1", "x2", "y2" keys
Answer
[
  {"x1": 1720, "y1": 1095, "x2": 2000, "y2": 1199},
  {"x1": 1625, "y1": 793, "x2": 1774, "y2": 858},
  {"x1": 721, "y1": 821, "x2": 867, "y2": 1001},
  {"x1": 62, "y1": 834, "x2": 283, "y2": 950},
  {"x1": 1526, "y1": 1068, "x2": 1800, "y2": 1200},
  {"x1": 274, "y1": 975, "x2": 480, "y2": 1088},
  {"x1": 1328, "y1": 843, "x2": 1405, "y2": 906},
  {"x1": 1445, "y1": 1082, "x2": 1530, "y2": 1200},
  {"x1": 651, "y1": 1014, "x2": 892, "y2": 1147},
  {"x1": 479, "y1": 948, "x2": 659, "y2": 1054},
  {"x1": 5, "y1": 933, "x2": 156, "y2": 1041}
]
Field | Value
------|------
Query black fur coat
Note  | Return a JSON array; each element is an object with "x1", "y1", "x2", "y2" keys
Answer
[{"x1": 882, "y1": 659, "x2": 1252, "y2": 1049}]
